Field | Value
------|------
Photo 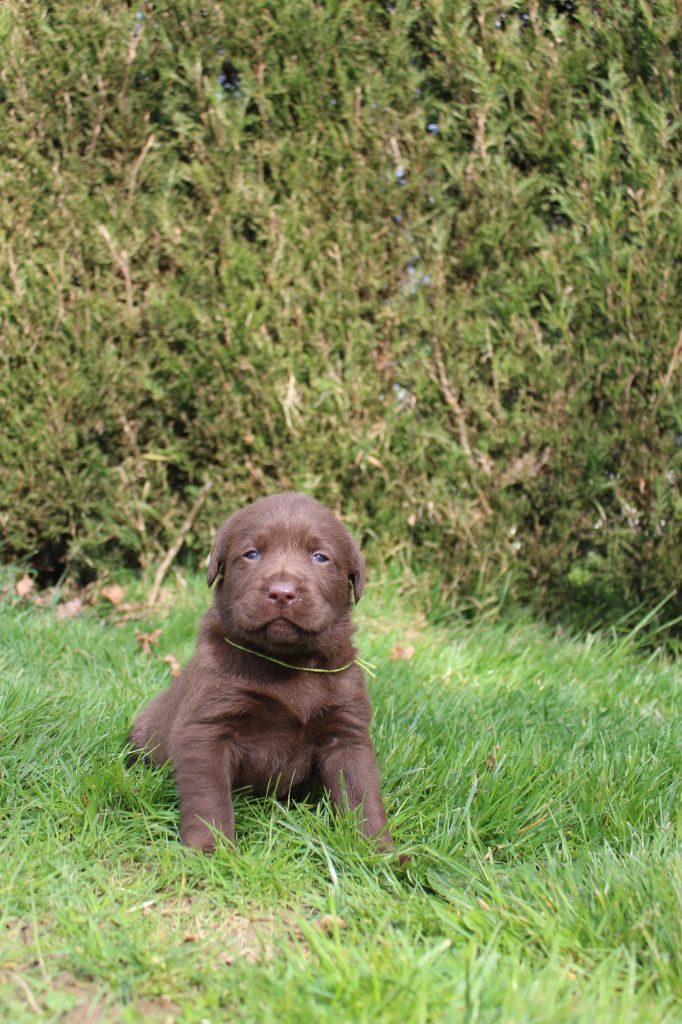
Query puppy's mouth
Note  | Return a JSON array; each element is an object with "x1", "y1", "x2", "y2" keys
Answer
[
  {"x1": 243, "y1": 613, "x2": 325, "y2": 651},
  {"x1": 226, "y1": 593, "x2": 331, "y2": 650},
  {"x1": 262, "y1": 614, "x2": 312, "y2": 636}
]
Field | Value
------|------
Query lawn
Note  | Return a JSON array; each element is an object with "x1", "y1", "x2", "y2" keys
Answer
[{"x1": 1, "y1": 574, "x2": 680, "y2": 1022}]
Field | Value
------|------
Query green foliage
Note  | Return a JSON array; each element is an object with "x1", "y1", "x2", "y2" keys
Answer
[
  {"x1": 1, "y1": 585, "x2": 681, "y2": 1020},
  {"x1": 1, "y1": 1, "x2": 681, "y2": 630}
]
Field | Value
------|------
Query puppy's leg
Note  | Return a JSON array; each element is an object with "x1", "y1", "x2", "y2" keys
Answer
[
  {"x1": 317, "y1": 740, "x2": 393, "y2": 852},
  {"x1": 128, "y1": 690, "x2": 173, "y2": 766},
  {"x1": 171, "y1": 730, "x2": 235, "y2": 852}
]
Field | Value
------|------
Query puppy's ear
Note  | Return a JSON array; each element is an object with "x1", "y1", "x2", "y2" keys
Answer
[
  {"x1": 207, "y1": 519, "x2": 232, "y2": 588},
  {"x1": 347, "y1": 534, "x2": 366, "y2": 604}
]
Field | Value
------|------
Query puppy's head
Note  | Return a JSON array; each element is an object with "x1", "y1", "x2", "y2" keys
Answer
[{"x1": 207, "y1": 493, "x2": 365, "y2": 654}]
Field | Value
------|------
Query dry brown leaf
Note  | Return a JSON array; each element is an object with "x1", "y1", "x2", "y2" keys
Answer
[
  {"x1": 15, "y1": 575, "x2": 35, "y2": 599},
  {"x1": 109, "y1": 602, "x2": 150, "y2": 624},
  {"x1": 315, "y1": 915, "x2": 347, "y2": 934},
  {"x1": 164, "y1": 654, "x2": 181, "y2": 677},
  {"x1": 135, "y1": 628, "x2": 162, "y2": 655},
  {"x1": 56, "y1": 598, "x2": 82, "y2": 619},
  {"x1": 389, "y1": 643, "x2": 415, "y2": 661},
  {"x1": 101, "y1": 583, "x2": 125, "y2": 605}
]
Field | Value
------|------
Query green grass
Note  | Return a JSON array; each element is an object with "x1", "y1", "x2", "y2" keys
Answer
[{"x1": 1, "y1": 574, "x2": 681, "y2": 1022}]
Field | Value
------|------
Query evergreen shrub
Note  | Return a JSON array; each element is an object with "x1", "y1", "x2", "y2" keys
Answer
[{"x1": 1, "y1": 1, "x2": 681, "y2": 630}]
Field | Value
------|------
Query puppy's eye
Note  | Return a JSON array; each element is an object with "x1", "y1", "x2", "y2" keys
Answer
[
  {"x1": 312, "y1": 552, "x2": 329, "y2": 563},
  {"x1": 243, "y1": 549, "x2": 260, "y2": 560}
]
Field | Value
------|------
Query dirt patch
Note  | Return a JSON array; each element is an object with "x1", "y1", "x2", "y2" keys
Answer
[
  {"x1": 123, "y1": 893, "x2": 278, "y2": 965},
  {"x1": 2, "y1": 884, "x2": 310, "y2": 1019},
  {"x1": 1, "y1": 969, "x2": 181, "y2": 1023}
]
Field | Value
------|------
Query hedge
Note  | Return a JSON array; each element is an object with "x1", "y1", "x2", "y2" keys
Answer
[{"x1": 1, "y1": 1, "x2": 681, "y2": 631}]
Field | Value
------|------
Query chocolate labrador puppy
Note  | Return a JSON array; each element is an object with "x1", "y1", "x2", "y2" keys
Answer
[{"x1": 128, "y1": 492, "x2": 394, "y2": 855}]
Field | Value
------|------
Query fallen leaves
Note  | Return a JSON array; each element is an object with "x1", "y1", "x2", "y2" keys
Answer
[
  {"x1": 137, "y1": 631, "x2": 182, "y2": 676},
  {"x1": 315, "y1": 914, "x2": 347, "y2": 935},
  {"x1": 56, "y1": 598, "x2": 83, "y2": 620},
  {"x1": 8, "y1": 572, "x2": 183, "y2": 677},
  {"x1": 9, "y1": 574, "x2": 129, "y2": 621},
  {"x1": 164, "y1": 653, "x2": 181, "y2": 677},
  {"x1": 6, "y1": 570, "x2": 173, "y2": 626},
  {"x1": 390, "y1": 643, "x2": 415, "y2": 660},
  {"x1": 101, "y1": 583, "x2": 125, "y2": 605},
  {"x1": 14, "y1": 576, "x2": 82, "y2": 618},
  {"x1": 486, "y1": 743, "x2": 500, "y2": 772},
  {"x1": 135, "y1": 628, "x2": 162, "y2": 655},
  {"x1": 15, "y1": 575, "x2": 35, "y2": 599}
]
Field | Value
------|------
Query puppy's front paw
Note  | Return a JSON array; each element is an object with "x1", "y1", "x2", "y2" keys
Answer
[
  {"x1": 181, "y1": 822, "x2": 217, "y2": 852},
  {"x1": 374, "y1": 831, "x2": 411, "y2": 868}
]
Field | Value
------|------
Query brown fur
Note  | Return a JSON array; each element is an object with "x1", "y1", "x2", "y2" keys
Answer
[{"x1": 128, "y1": 492, "x2": 394, "y2": 854}]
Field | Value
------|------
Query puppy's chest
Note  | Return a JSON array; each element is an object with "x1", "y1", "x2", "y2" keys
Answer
[{"x1": 226, "y1": 690, "x2": 338, "y2": 773}]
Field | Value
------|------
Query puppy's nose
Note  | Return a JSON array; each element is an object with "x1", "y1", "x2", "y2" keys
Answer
[{"x1": 267, "y1": 581, "x2": 298, "y2": 607}]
